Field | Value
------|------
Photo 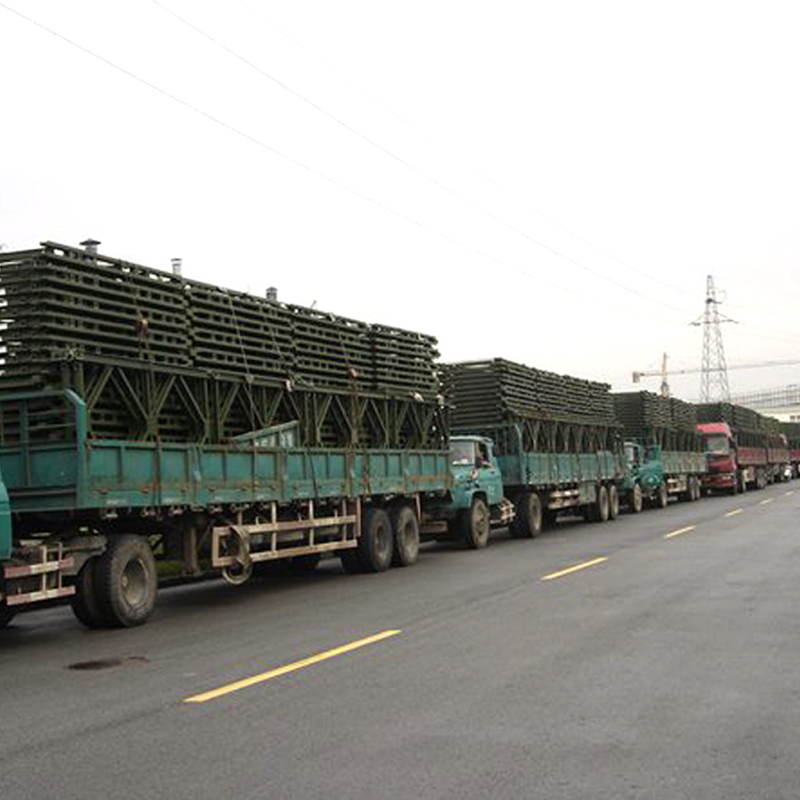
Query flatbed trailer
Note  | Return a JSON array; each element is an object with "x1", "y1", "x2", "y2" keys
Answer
[{"x1": 0, "y1": 390, "x2": 451, "y2": 629}]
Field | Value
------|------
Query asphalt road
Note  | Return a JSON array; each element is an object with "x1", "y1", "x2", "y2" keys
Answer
[{"x1": 2, "y1": 482, "x2": 800, "y2": 800}]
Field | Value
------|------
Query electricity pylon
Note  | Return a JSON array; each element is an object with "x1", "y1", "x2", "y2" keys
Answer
[{"x1": 690, "y1": 275, "x2": 736, "y2": 402}]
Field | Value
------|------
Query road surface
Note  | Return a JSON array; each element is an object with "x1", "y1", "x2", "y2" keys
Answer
[{"x1": 2, "y1": 482, "x2": 799, "y2": 799}]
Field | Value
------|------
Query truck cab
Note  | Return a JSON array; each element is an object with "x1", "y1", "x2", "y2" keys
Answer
[
  {"x1": 697, "y1": 422, "x2": 738, "y2": 492},
  {"x1": 449, "y1": 436, "x2": 504, "y2": 511}
]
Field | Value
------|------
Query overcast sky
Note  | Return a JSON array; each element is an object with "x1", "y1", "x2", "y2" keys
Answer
[{"x1": 2, "y1": 0, "x2": 799, "y2": 400}]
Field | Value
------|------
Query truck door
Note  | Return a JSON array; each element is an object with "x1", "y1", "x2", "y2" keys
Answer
[{"x1": 477, "y1": 442, "x2": 504, "y2": 505}]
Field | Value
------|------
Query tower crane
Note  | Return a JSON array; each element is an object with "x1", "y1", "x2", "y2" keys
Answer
[{"x1": 632, "y1": 355, "x2": 800, "y2": 398}]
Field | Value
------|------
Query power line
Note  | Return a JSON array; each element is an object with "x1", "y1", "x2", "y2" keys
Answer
[
  {"x1": 151, "y1": 0, "x2": 697, "y2": 317},
  {"x1": 0, "y1": 1, "x2": 687, "y2": 327},
  {"x1": 233, "y1": 0, "x2": 706, "y2": 306}
]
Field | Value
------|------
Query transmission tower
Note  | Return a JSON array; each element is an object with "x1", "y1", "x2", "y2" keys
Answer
[{"x1": 690, "y1": 275, "x2": 736, "y2": 402}]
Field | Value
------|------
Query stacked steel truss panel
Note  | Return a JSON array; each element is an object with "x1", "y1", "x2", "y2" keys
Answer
[
  {"x1": 612, "y1": 391, "x2": 702, "y2": 451},
  {"x1": 442, "y1": 359, "x2": 619, "y2": 455},
  {"x1": 695, "y1": 402, "x2": 781, "y2": 448},
  {"x1": 0, "y1": 242, "x2": 445, "y2": 449}
]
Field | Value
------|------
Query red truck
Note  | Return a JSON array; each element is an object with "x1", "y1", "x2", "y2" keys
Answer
[
  {"x1": 697, "y1": 421, "x2": 789, "y2": 494},
  {"x1": 780, "y1": 423, "x2": 800, "y2": 479}
]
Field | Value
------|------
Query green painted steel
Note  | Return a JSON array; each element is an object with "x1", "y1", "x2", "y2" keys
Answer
[
  {"x1": 0, "y1": 242, "x2": 446, "y2": 449},
  {"x1": 622, "y1": 442, "x2": 707, "y2": 491},
  {"x1": 0, "y1": 391, "x2": 451, "y2": 517},
  {"x1": 0, "y1": 458, "x2": 11, "y2": 561},
  {"x1": 497, "y1": 451, "x2": 624, "y2": 488}
]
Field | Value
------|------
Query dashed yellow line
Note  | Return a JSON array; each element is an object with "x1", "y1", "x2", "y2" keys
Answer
[
  {"x1": 185, "y1": 630, "x2": 402, "y2": 703},
  {"x1": 724, "y1": 508, "x2": 744, "y2": 517},
  {"x1": 784, "y1": 490, "x2": 795, "y2": 497},
  {"x1": 664, "y1": 525, "x2": 696, "y2": 539},
  {"x1": 760, "y1": 498, "x2": 774, "y2": 506},
  {"x1": 541, "y1": 557, "x2": 608, "y2": 581}
]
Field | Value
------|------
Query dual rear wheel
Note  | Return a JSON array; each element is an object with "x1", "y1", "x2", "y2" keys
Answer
[
  {"x1": 72, "y1": 535, "x2": 158, "y2": 629},
  {"x1": 341, "y1": 504, "x2": 421, "y2": 573}
]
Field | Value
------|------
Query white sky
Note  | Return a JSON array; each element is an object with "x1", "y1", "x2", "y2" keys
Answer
[{"x1": 1, "y1": 0, "x2": 799, "y2": 401}]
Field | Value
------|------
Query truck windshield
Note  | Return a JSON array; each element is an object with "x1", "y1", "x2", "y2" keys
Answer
[
  {"x1": 450, "y1": 441, "x2": 476, "y2": 465},
  {"x1": 703, "y1": 434, "x2": 730, "y2": 455}
]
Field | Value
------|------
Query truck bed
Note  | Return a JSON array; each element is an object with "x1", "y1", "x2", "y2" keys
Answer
[
  {"x1": 497, "y1": 450, "x2": 624, "y2": 488},
  {"x1": 0, "y1": 392, "x2": 451, "y2": 520}
]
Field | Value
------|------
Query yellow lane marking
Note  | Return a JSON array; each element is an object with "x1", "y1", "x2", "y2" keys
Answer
[
  {"x1": 784, "y1": 490, "x2": 795, "y2": 497},
  {"x1": 664, "y1": 525, "x2": 696, "y2": 539},
  {"x1": 541, "y1": 557, "x2": 608, "y2": 581},
  {"x1": 760, "y1": 498, "x2": 774, "y2": 505},
  {"x1": 185, "y1": 630, "x2": 402, "y2": 704},
  {"x1": 724, "y1": 508, "x2": 744, "y2": 517}
]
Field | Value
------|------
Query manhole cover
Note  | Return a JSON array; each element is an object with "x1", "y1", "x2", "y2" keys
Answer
[{"x1": 67, "y1": 656, "x2": 149, "y2": 671}]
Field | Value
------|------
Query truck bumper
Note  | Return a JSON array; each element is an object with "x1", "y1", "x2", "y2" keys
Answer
[{"x1": 701, "y1": 473, "x2": 735, "y2": 488}]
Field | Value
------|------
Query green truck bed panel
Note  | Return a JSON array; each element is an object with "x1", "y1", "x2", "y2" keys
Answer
[
  {"x1": 661, "y1": 451, "x2": 707, "y2": 475},
  {"x1": 0, "y1": 391, "x2": 451, "y2": 517},
  {"x1": 1, "y1": 440, "x2": 451, "y2": 514},
  {"x1": 497, "y1": 451, "x2": 624, "y2": 488}
]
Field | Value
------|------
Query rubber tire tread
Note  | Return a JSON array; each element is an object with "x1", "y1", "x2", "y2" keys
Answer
[
  {"x1": 608, "y1": 485, "x2": 620, "y2": 519},
  {"x1": 597, "y1": 485, "x2": 610, "y2": 522},
  {"x1": 629, "y1": 484, "x2": 643, "y2": 514},
  {"x1": 95, "y1": 535, "x2": 158, "y2": 628},
  {"x1": 391, "y1": 504, "x2": 420, "y2": 567},
  {"x1": 461, "y1": 498, "x2": 490, "y2": 549},
  {"x1": 354, "y1": 507, "x2": 393, "y2": 573},
  {"x1": 71, "y1": 557, "x2": 112, "y2": 629},
  {"x1": 512, "y1": 493, "x2": 542, "y2": 538}
]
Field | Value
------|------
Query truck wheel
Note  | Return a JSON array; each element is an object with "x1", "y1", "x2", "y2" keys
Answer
[
  {"x1": 629, "y1": 484, "x2": 643, "y2": 514},
  {"x1": 512, "y1": 493, "x2": 542, "y2": 538},
  {"x1": 72, "y1": 557, "x2": 112, "y2": 629},
  {"x1": 353, "y1": 507, "x2": 394, "y2": 572},
  {"x1": 339, "y1": 549, "x2": 362, "y2": 574},
  {"x1": 596, "y1": 485, "x2": 610, "y2": 522},
  {"x1": 655, "y1": 483, "x2": 668, "y2": 509},
  {"x1": 608, "y1": 485, "x2": 620, "y2": 519},
  {"x1": 95, "y1": 535, "x2": 158, "y2": 628},
  {"x1": 461, "y1": 497, "x2": 490, "y2": 549},
  {"x1": 0, "y1": 605, "x2": 16, "y2": 629},
  {"x1": 289, "y1": 554, "x2": 322, "y2": 571},
  {"x1": 391, "y1": 504, "x2": 420, "y2": 567}
]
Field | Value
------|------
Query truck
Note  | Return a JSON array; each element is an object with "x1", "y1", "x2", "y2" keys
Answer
[
  {"x1": 437, "y1": 359, "x2": 626, "y2": 540},
  {"x1": 780, "y1": 422, "x2": 800, "y2": 479},
  {"x1": 0, "y1": 241, "x2": 455, "y2": 629},
  {"x1": 613, "y1": 392, "x2": 706, "y2": 512},
  {"x1": 696, "y1": 403, "x2": 789, "y2": 494}
]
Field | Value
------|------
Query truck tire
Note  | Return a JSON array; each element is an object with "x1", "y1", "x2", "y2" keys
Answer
[
  {"x1": 655, "y1": 483, "x2": 668, "y2": 509},
  {"x1": 608, "y1": 484, "x2": 620, "y2": 519},
  {"x1": 629, "y1": 484, "x2": 643, "y2": 514},
  {"x1": 289, "y1": 554, "x2": 322, "y2": 571},
  {"x1": 391, "y1": 504, "x2": 420, "y2": 567},
  {"x1": 511, "y1": 493, "x2": 542, "y2": 538},
  {"x1": 461, "y1": 497, "x2": 490, "y2": 549},
  {"x1": 0, "y1": 605, "x2": 16, "y2": 629},
  {"x1": 72, "y1": 557, "x2": 112, "y2": 629},
  {"x1": 339, "y1": 549, "x2": 362, "y2": 574},
  {"x1": 94, "y1": 535, "x2": 158, "y2": 628},
  {"x1": 596, "y1": 485, "x2": 610, "y2": 522},
  {"x1": 353, "y1": 507, "x2": 394, "y2": 573}
]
